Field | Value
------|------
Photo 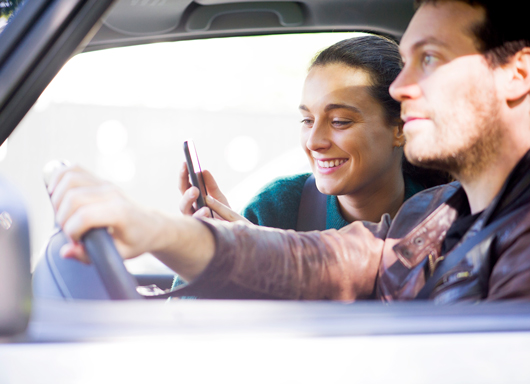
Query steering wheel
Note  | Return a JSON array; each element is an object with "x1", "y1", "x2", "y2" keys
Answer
[
  {"x1": 33, "y1": 161, "x2": 142, "y2": 300},
  {"x1": 32, "y1": 225, "x2": 143, "y2": 300},
  {"x1": 82, "y1": 228, "x2": 142, "y2": 299}
]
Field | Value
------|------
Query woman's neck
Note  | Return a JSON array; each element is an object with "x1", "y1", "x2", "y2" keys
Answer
[{"x1": 336, "y1": 172, "x2": 405, "y2": 223}]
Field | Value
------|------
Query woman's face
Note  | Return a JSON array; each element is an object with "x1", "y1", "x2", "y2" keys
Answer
[{"x1": 300, "y1": 63, "x2": 403, "y2": 196}]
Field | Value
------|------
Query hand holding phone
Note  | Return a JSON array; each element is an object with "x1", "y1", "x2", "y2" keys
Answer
[{"x1": 183, "y1": 140, "x2": 212, "y2": 215}]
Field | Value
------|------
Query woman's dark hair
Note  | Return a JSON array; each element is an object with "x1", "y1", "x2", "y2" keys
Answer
[{"x1": 310, "y1": 34, "x2": 450, "y2": 188}]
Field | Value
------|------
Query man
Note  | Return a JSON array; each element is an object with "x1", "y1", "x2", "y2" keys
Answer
[{"x1": 50, "y1": 0, "x2": 530, "y2": 302}]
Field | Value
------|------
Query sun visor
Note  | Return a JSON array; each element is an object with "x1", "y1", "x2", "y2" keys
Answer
[
  {"x1": 0, "y1": 175, "x2": 31, "y2": 338},
  {"x1": 102, "y1": 0, "x2": 193, "y2": 36},
  {"x1": 186, "y1": 1, "x2": 303, "y2": 31}
]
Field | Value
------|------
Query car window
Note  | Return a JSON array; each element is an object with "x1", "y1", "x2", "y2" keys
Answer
[
  {"x1": 0, "y1": 0, "x2": 23, "y2": 34},
  {"x1": 0, "y1": 32, "x2": 360, "y2": 274}
]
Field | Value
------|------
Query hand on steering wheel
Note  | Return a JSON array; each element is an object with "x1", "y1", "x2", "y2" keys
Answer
[{"x1": 43, "y1": 160, "x2": 141, "y2": 300}]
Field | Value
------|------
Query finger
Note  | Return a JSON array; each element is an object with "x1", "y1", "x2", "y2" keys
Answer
[
  {"x1": 60, "y1": 242, "x2": 91, "y2": 264},
  {"x1": 205, "y1": 195, "x2": 252, "y2": 224},
  {"x1": 43, "y1": 160, "x2": 70, "y2": 192},
  {"x1": 45, "y1": 163, "x2": 73, "y2": 195},
  {"x1": 50, "y1": 167, "x2": 103, "y2": 213},
  {"x1": 194, "y1": 207, "x2": 226, "y2": 221},
  {"x1": 202, "y1": 170, "x2": 230, "y2": 207},
  {"x1": 179, "y1": 187, "x2": 199, "y2": 216},
  {"x1": 178, "y1": 162, "x2": 192, "y2": 195},
  {"x1": 193, "y1": 206, "x2": 214, "y2": 219},
  {"x1": 54, "y1": 184, "x2": 118, "y2": 230},
  {"x1": 61, "y1": 195, "x2": 129, "y2": 243}
]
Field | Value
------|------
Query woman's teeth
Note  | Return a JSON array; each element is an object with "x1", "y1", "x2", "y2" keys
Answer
[{"x1": 317, "y1": 159, "x2": 346, "y2": 168}]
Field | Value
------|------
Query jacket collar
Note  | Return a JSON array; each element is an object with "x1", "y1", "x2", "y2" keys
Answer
[{"x1": 393, "y1": 149, "x2": 530, "y2": 271}]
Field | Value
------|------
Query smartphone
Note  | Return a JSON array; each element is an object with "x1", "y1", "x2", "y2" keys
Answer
[{"x1": 183, "y1": 140, "x2": 212, "y2": 214}]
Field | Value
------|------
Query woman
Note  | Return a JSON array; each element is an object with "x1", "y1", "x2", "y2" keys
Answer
[{"x1": 179, "y1": 34, "x2": 448, "y2": 230}]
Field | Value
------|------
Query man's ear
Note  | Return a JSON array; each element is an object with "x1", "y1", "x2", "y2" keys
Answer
[
  {"x1": 393, "y1": 122, "x2": 405, "y2": 148},
  {"x1": 505, "y1": 47, "x2": 530, "y2": 102}
]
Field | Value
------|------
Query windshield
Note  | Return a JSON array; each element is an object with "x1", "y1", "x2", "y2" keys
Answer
[{"x1": 0, "y1": 32, "x2": 360, "y2": 274}]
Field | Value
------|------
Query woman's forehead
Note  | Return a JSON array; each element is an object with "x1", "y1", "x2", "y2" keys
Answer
[{"x1": 302, "y1": 65, "x2": 379, "y2": 110}]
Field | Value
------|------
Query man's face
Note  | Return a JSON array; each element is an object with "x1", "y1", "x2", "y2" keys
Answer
[{"x1": 389, "y1": 1, "x2": 503, "y2": 177}]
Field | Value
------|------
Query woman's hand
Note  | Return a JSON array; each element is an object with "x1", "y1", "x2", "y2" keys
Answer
[
  {"x1": 201, "y1": 195, "x2": 252, "y2": 224},
  {"x1": 178, "y1": 162, "x2": 252, "y2": 224},
  {"x1": 178, "y1": 162, "x2": 226, "y2": 215}
]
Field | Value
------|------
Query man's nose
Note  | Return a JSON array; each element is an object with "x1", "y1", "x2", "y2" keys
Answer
[{"x1": 389, "y1": 65, "x2": 422, "y2": 102}]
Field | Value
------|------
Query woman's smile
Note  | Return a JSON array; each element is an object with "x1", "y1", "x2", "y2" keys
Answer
[
  {"x1": 314, "y1": 157, "x2": 348, "y2": 173},
  {"x1": 299, "y1": 63, "x2": 405, "y2": 197}
]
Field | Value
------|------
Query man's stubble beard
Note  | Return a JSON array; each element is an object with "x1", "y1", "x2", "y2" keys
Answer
[{"x1": 404, "y1": 84, "x2": 503, "y2": 182}]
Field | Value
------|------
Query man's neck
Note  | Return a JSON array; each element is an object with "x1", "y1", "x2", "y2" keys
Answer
[{"x1": 459, "y1": 144, "x2": 530, "y2": 214}]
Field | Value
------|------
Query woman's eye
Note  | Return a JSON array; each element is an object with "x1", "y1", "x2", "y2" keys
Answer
[{"x1": 300, "y1": 118, "x2": 313, "y2": 126}]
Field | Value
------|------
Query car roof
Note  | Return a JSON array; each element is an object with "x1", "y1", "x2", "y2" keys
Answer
[
  {"x1": 0, "y1": 0, "x2": 415, "y2": 146},
  {"x1": 87, "y1": 0, "x2": 415, "y2": 51}
]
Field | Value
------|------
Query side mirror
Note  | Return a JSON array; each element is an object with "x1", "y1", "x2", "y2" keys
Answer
[{"x1": 0, "y1": 175, "x2": 31, "y2": 337}]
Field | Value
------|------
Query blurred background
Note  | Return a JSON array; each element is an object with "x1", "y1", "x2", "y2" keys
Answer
[{"x1": 0, "y1": 32, "x2": 359, "y2": 274}]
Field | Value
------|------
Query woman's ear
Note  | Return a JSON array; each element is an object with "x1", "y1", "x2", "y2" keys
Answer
[
  {"x1": 505, "y1": 47, "x2": 530, "y2": 102},
  {"x1": 393, "y1": 122, "x2": 405, "y2": 148}
]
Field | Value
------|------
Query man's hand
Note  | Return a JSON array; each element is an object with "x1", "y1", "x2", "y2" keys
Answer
[{"x1": 47, "y1": 164, "x2": 215, "y2": 280}]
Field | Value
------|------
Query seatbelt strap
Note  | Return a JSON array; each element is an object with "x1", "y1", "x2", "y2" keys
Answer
[
  {"x1": 415, "y1": 206, "x2": 525, "y2": 299},
  {"x1": 296, "y1": 174, "x2": 327, "y2": 231}
]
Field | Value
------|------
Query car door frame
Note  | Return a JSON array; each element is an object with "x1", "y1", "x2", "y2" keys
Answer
[{"x1": 0, "y1": 0, "x2": 116, "y2": 145}]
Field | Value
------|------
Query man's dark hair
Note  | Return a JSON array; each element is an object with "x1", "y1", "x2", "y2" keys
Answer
[
  {"x1": 309, "y1": 35, "x2": 451, "y2": 188},
  {"x1": 415, "y1": 0, "x2": 530, "y2": 66}
]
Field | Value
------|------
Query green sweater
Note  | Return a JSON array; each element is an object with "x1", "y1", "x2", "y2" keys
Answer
[{"x1": 241, "y1": 172, "x2": 424, "y2": 230}]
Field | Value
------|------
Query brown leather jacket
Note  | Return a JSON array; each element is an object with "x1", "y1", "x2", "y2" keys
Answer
[{"x1": 179, "y1": 151, "x2": 530, "y2": 302}]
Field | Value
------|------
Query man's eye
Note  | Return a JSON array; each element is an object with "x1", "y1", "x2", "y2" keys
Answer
[
  {"x1": 301, "y1": 118, "x2": 313, "y2": 126},
  {"x1": 332, "y1": 119, "x2": 352, "y2": 128},
  {"x1": 422, "y1": 54, "x2": 438, "y2": 66}
]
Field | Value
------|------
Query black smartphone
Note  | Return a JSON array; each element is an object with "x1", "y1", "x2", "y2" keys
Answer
[{"x1": 183, "y1": 140, "x2": 211, "y2": 213}]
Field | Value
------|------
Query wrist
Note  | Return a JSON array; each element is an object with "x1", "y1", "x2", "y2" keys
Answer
[{"x1": 151, "y1": 215, "x2": 216, "y2": 281}]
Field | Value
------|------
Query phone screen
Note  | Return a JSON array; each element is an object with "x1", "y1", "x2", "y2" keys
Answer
[{"x1": 183, "y1": 140, "x2": 209, "y2": 210}]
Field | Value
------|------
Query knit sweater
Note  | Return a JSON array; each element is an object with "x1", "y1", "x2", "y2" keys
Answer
[{"x1": 241, "y1": 172, "x2": 424, "y2": 230}]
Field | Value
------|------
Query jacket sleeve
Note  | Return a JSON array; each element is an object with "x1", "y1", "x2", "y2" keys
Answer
[{"x1": 177, "y1": 216, "x2": 390, "y2": 300}]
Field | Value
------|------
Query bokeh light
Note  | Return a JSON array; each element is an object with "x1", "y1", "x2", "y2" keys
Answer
[
  {"x1": 224, "y1": 136, "x2": 260, "y2": 173},
  {"x1": 97, "y1": 120, "x2": 128, "y2": 155}
]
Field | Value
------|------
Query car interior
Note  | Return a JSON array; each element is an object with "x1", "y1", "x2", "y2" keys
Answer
[
  {"x1": 2, "y1": 0, "x2": 417, "y2": 302},
  {"x1": 2, "y1": 1, "x2": 530, "y2": 381}
]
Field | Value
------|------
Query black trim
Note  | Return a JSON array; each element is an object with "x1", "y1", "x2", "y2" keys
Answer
[
  {"x1": 0, "y1": 0, "x2": 116, "y2": 145},
  {"x1": 0, "y1": 0, "x2": 52, "y2": 68}
]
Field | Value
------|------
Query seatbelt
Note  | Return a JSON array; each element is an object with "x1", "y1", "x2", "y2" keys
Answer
[
  {"x1": 296, "y1": 174, "x2": 327, "y2": 231},
  {"x1": 415, "y1": 206, "x2": 526, "y2": 299}
]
